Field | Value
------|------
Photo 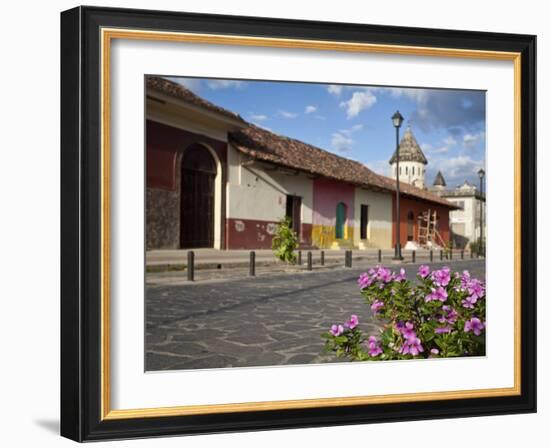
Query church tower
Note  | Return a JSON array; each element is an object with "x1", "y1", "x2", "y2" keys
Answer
[{"x1": 389, "y1": 125, "x2": 428, "y2": 189}]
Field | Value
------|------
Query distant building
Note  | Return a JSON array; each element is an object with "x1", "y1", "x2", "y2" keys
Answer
[
  {"x1": 389, "y1": 126, "x2": 428, "y2": 188},
  {"x1": 428, "y1": 173, "x2": 486, "y2": 249},
  {"x1": 145, "y1": 76, "x2": 456, "y2": 251}
]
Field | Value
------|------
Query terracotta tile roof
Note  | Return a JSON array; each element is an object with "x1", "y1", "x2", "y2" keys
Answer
[
  {"x1": 146, "y1": 76, "x2": 247, "y2": 124},
  {"x1": 230, "y1": 125, "x2": 458, "y2": 209},
  {"x1": 147, "y1": 76, "x2": 456, "y2": 210}
]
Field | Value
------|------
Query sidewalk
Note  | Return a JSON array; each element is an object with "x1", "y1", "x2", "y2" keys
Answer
[
  {"x1": 146, "y1": 248, "x2": 392, "y2": 270},
  {"x1": 146, "y1": 248, "x2": 481, "y2": 283}
]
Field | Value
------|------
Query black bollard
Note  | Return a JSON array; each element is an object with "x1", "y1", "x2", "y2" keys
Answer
[
  {"x1": 307, "y1": 251, "x2": 313, "y2": 271},
  {"x1": 320, "y1": 250, "x2": 325, "y2": 266},
  {"x1": 440, "y1": 250, "x2": 443, "y2": 261},
  {"x1": 461, "y1": 250, "x2": 464, "y2": 260},
  {"x1": 249, "y1": 251, "x2": 256, "y2": 276},
  {"x1": 449, "y1": 249, "x2": 453, "y2": 260},
  {"x1": 412, "y1": 250, "x2": 416, "y2": 263},
  {"x1": 378, "y1": 249, "x2": 382, "y2": 263},
  {"x1": 298, "y1": 250, "x2": 302, "y2": 266},
  {"x1": 187, "y1": 251, "x2": 195, "y2": 281},
  {"x1": 430, "y1": 250, "x2": 433, "y2": 262},
  {"x1": 348, "y1": 250, "x2": 353, "y2": 268}
]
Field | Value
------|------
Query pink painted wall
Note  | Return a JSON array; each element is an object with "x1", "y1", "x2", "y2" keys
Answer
[{"x1": 312, "y1": 178, "x2": 355, "y2": 225}]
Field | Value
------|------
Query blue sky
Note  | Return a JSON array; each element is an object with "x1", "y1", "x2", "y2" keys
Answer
[{"x1": 166, "y1": 76, "x2": 486, "y2": 187}]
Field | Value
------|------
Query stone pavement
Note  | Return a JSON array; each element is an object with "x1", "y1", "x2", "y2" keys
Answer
[{"x1": 145, "y1": 259, "x2": 486, "y2": 371}]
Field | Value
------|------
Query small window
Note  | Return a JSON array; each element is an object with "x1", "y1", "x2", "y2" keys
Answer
[
  {"x1": 412, "y1": 166, "x2": 415, "y2": 175},
  {"x1": 406, "y1": 166, "x2": 408, "y2": 175}
]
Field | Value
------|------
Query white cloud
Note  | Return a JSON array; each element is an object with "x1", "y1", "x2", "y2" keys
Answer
[
  {"x1": 443, "y1": 136, "x2": 457, "y2": 146},
  {"x1": 206, "y1": 80, "x2": 245, "y2": 90},
  {"x1": 429, "y1": 155, "x2": 485, "y2": 185},
  {"x1": 305, "y1": 105, "x2": 317, "y2": 114},
  {"x1": 422, "y1": 142, "x2": 449, "y2": 155},
  {"x1": 327, "y1": 85, "x2": 343, "y2": 96},
  {"x1": 389, "y1": 88, "x2": 429, "y2": 104},
  {"x1": 340, "y1": 91, "x2": 377, "y2": 119},
  {"x1": 331, "y1": 132, "x2": 354, "y2": 153},
  {"x1": 249, "y1": 114, "x2": 268, "y2": 122},
  {"x1": 279, "y1": 110, "x2": 298, "y2": 119},
  {"x1": 365, "y1": 159, "x2": 391, "y2": 177},
  {"x1": 339, "y1": 124, "x2": 364, "y2": 135},
  {"x1": 463, "y1": 131, "x2": 485, "y2": 148}
]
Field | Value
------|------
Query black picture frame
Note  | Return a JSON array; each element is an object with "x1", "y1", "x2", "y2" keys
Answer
[{"x1": 61, "y1": 5, "x2": 536, "y2": 442}]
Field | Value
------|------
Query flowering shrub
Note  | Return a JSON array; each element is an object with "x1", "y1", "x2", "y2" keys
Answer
[{"x1": 322, "y1": 265, "x2": 486, "y2": 361}]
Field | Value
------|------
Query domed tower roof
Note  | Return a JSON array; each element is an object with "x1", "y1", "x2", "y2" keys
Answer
[
  {"x1": 433, "y1": 170, "x2": 447, "y2": 187},
  {"x1": 388, "y1": 126, "x2": 428, "y2": 165}
]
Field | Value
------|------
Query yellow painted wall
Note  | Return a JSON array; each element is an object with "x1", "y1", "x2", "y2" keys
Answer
[{"x1": 312, "y1": 225, "x2": 354, "y2": 249}]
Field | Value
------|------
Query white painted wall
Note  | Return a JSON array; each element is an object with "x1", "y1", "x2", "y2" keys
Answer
[
  {"x1": 353, "y1": 188, "x2": 393, "y2": 249},
  {"x1": 226, "y1": 145, "x2": 314, "y2": 224},
  {"x1": 392, "y1": 161, "x2": 426, "y2": 188},
  {"x1": 448, "y1": 195, "x2": 486, "y2": 246}
]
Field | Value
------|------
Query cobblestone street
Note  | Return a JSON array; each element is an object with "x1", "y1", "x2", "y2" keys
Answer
[{"x1": 146, "y1": 260, "x2": 486, "y2": 371}]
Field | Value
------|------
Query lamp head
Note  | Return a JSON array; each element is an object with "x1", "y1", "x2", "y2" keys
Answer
[{"x1": 392, "y1": 110, "x2": 404, "y2": 128}]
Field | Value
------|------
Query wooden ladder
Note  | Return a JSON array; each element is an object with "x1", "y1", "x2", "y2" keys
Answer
[{"x1": 417, "y1": 209, "x2": 446, "y2": 249}]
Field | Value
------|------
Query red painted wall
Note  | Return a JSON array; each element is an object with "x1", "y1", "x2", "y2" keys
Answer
[
  {"x1": 391, "y1": 195, "x2": 451, "y2": 247},
  {"x1": 146, "y1": 119, "x2": 227, "y2": 191},
  {"x1": 146, "y1": 119, "x2": 228, "y2": 249},
  {"x1": 225, "y1": 218, "x2": 312, "y2": 250}
]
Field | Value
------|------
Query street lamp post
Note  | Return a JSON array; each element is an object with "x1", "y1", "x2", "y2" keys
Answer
[
  {"x1": 478, "y1": 168, "x2": 485, "y2": 257},
  {"x1": 392, "y1": 111, "x2": 404, "y2": 260}
]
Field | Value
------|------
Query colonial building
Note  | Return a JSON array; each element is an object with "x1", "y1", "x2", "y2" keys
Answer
[
  {"x1": 146, "y1": 76, "x2": 456, "y2": 251},
  {"x1": 429, "y1": 172, "x2": 486, "y2": 249}
]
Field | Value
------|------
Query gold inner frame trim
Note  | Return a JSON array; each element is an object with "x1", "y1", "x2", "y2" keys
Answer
[{"x1": 100, "y1": 27, "x2": 522, "y2": 421}]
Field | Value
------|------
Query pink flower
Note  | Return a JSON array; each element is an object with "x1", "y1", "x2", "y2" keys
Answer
[
  {"x1": 464, "y1": 318, "x2": 485, "y2": 336},
  {"x1": 345, "y1": 314, "x2": 359, "y2": 329},
  {"x1": 376, "y1": 266, "x2": 394, "y2": 283},
  {"x1": 467, "y1": 279, "x2": 485, "y2": 301},
  {"x1": 435, "y1": 326, "x2": 452, "y2": 334},
  {"x1": 425, "y1": 286, "x2": 448, "y2": 302},
  {"x1": 370, "y1": 300, "x2": 384, "y2": 314},
  {"x1": 330, "y1": 324, "x2": 344, "y2": 337},
  {"x1": 398, "y1": 321, "x2": 416, "y2": 340},
  {"x1": 439, "y1": 306, "x2": 458, "y2": 324},
  {"x1": 367, "y1": 336, "x2": 383, "y2": 357},
  {"x1": 395, "y1": 268, "x2": 406, "y2": 282},
  {"x1": 400, "y1": 336, "x2": 424, "y2": 356},
  {"x1": 430, "y1": 348, "x2": 440, "y2": 355},
  {"x1": 462, "y1": 296, "x2": 477, "y2": 309},
  {"x1": 432, "y1": 267, "x2": 451, "y2": 287},
  {"x1": 357, "y1": 273, "x2": 373, "y2": 289},
  {"x1": 418, "y1": 265, "x2": 430, "y2": 278}
]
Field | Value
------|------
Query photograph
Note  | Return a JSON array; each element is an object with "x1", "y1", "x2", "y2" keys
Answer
[{"x1": 145, "y1": 75, "x2": 487, "y2": 371}]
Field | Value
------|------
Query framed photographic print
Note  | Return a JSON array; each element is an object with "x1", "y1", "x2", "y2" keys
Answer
[{"x1": 60, "y1": 6, "x2": 537, "y2": 442}]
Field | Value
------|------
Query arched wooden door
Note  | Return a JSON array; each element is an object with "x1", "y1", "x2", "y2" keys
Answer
[
  {"x1": 335, "y1": 202, "x2": 347, "y2": 239},
  {"x1": 180, "y1": 145, "x2": 216, "y2": 248}
]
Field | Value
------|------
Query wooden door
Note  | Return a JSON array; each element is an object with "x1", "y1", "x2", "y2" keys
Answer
[
  {"x1": 286, "y1": 195, "x2": 302, "y2": 238},
  {"x1": 335, "y1": 202, "x2": 346, "y2": 239},
  {"x1": 180, "y1": 145, "x2": 216, "y2": 248}
]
